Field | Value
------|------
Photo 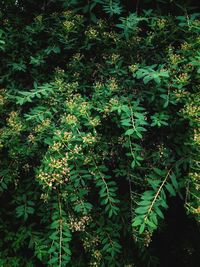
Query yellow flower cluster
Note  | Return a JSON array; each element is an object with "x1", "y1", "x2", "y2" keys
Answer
[
  {"x1": 63, "y1": 131, "x2": 73, "y2": 141},
  {"x1": 37, "y1": 171, "x2": 54, "y2": 188},
  {"x1": 173, "y1": 89, "x2": 189, "y2": 99},
  {"x1": 169, "y1": 53, "x2": 182, "y2": 65},
  {"x1": 85, "y1": 27, "x2": 98, "y2": 39},
  {"x1": 111, "y1": 53, "x2": 120, "y2": 64},
  {"x1": 94, "y1": 81, "x2": 103, "y2": 91},
  {"x1": 108, "y1": 77, "x2": 118, "y2": 91},
  {"x1": 182, "y1": 102, "x2": 200, "y2": 118},
  {"x1": 54, "y1": 77, "x2": 64, "y2": 91},
  {"x1": 83, "y1": 235, "x2": 100, "y2": 251},
  {"x1": 146, "y1": 31, "x2": 155, "y2": 43},
  {"x1": 65, "y1": 99, "x2": 77, "y2": 110},
  {"x1": 157, "y1": 18, "x2": 167, "y2": 29},
  {"x1": 48, "y1": 154, "x2": 69, "y2": 169},
  {"x1": 189, "y1": 172, "x2": 200, "y2": 183},
  {"x1": 27, "y1": 133, "x2": 35, "y2": 143},
  {"x1": 194, "y1": 129, "x2": 200, "y2": 144},
  {"x1": 54, "y1": 130, "x2": 73, "y2": 143},
  {"x1": 61, "y1": 112, "x2": 78, "y2": 125},
  {"x1": 50, "y1": 141, "x2": 63, "y2": 151},
  {"x1": 75, "y1": 14, "x2": 84, "y2": 23},
  {"x1": 89, "y1": 250, "x2": 102, "y2": 267},
  {"x1": 72, "y1": 144, "x2": 82, "y2": 155},
  {"x1": 142, "y1": 230, "x2": 152, "y2": 247},
  {"x1": 37, "y1": 154, "x2": 70, "y2": 187},
  {"x1": 79, "y1": 101, "x2": 89, "y2": 115},
  {"x1": 34, "y1": 119, "x2": 51, "y2": 133},
  {"x1": 181, "y1": 42, "x2": 191, "y2": 50},
  {"x1": 62, "y1": 10, "x2": 73, "y2": 17},
  {"x1": 66, "y1": 114, "x2": 78, "y2": 125},
  {"x1": 72, "y1": 52, "x2": 82, "y2": 62},
  {"x1": 89, "y1": 117, "x2": 100, "y2": 127},
  {"x1": 50, "y1": 131, "x2": 73, "y2": 151},
  {"x1": 0, "y1": 89, "x2": 6, "y2": 106},
  {"x1": 69, "y1": 215, "x2": 90, "y2": 232},
  {"x1": 0, "y1": 95, "x2": 4, "y2": 106},
  {"x1": 40, "y1": 193, "x2": 49, "y2": 203},
  {"x1": 55, "y1": 67, "x2": 65, "y2": 76},
  {"x1": 82, "y1": 133, "x2": 96, "y2": 145},
  {"x1": 65, "y1": 95, "x2": 90, "y2": 116},
  {"x1": 196, "y1": 36, "x2": 200, "y2": 44},
  {"x1": 7, "y1": 111, "x2": 23, "y2": 132},
  {"x1": 117, "y1": 136, "x2": 125, "y2": 145},
  {"x1": 84, "y1": 155, "x2": 93, "y2": 164},
  {"x1": 132, "y1": 36, "x2": 142, "y2": 43},
  {"x1": 63, "y1": 20, "x2": 75, "y2": 32},
  {"x1": 183, "y1": 63, "x2": 193, "y2": 72},
  {"x1": 102, "y1": 31, "x2": 117, "y2": 42},
  {"x1": 109, "y1": 98, "x2": 119, "y2": 110},
  {"x1": 176, "y1": 73, "x2": 189, "y2": 84},
  {"x1": 129, "y1": 64, "x2": 138, "y2": 73}
]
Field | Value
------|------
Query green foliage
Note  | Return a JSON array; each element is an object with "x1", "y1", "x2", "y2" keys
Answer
[
  {"x1": 132, "y1": 167, "x2": 180, "y2": 234},
  {"x1": 102, "y1": 0, "x2": 123, "y2": 16},
  {"x1": 16, "y1": 83, "x2": 54, "y2": 105},
  {"x1": 48, "y1": 195, "x2": 72, "y2": 266},
  {"x1": 0, "y1": 1, "x2": 199, "y2": 266}
]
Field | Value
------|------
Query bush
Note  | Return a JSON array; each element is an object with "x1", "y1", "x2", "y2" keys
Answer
[{"x1": 0, "y1": 1, "x2": 199, "y2": 266}]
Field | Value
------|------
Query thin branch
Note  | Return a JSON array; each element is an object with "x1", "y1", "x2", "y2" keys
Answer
[{"x1": 144, "y1": 167, "x2": 173, "y2": 221}]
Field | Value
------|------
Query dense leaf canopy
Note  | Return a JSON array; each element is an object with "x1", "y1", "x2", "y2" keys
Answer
[{"x1": 0, "y1": 1, "x2": 199, "y2": 266}]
